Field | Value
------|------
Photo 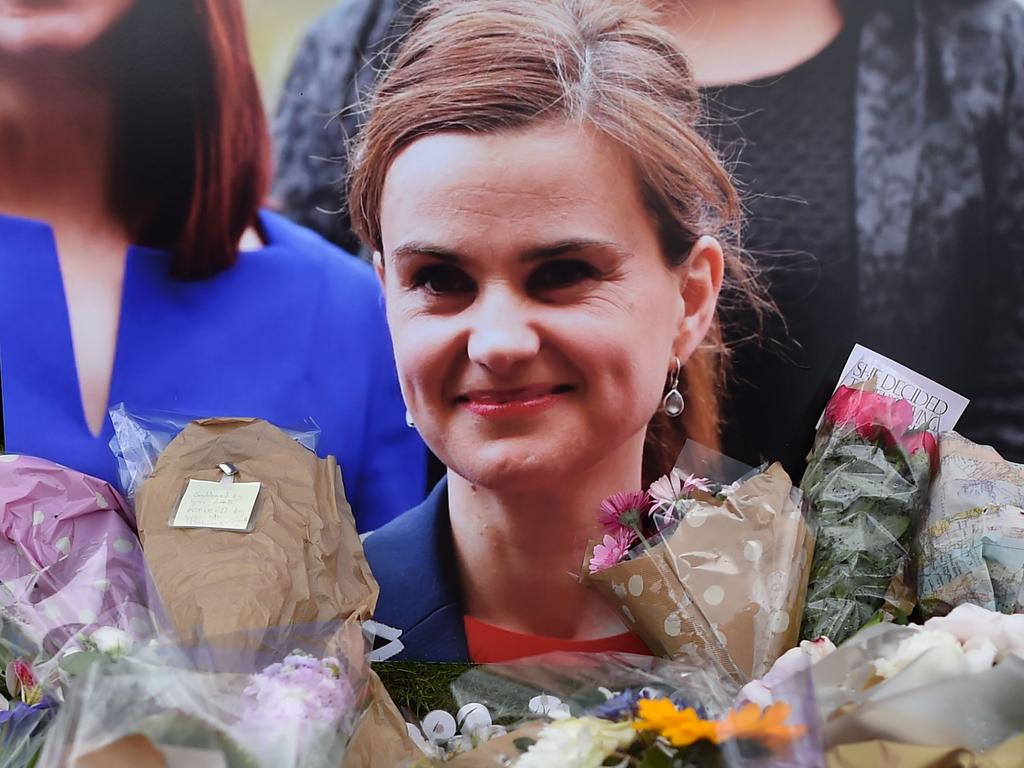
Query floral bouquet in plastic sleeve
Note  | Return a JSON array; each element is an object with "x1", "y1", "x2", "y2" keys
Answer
[
  {"x1": 36, "y1": 619, "x2": 371, "y2": 768},
  {"x1": 400, "y1": 652, "x2": 822, "y2": 767},
  {"x1": 800, "y1": 346, "x2": 972, "y2": 644},
  {"x1": 743, "y1": 603, "x2": 1024, "y2": 766},
  {"x1": 581, "y1": 443, "x2": 814, "y2": 682},
  {"x1": 0, "y1": 454, "x2": 157, "y2": 767},
  {"x1": 799, "y1": 384, "x2": 938, "y2": 643}
]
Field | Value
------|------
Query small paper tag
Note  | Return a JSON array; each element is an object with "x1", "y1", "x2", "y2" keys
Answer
[
  {"x1": 819, "y1": 344, "x2": 970, "y2": 433},
  {"x1": 172, "y1": 479, "x2": 261, "y2": 531}
]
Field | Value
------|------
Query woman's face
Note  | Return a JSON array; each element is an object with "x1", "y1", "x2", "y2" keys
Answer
[
  {"x1": 0, "y1": 0, "x2": 135, "y2": 56},
  {"x1": 378, "y1": 122, "x2": 722, "y2": 492}
]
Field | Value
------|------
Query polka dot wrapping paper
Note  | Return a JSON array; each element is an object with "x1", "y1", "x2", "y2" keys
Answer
[
  {"x1": 583, "y1": 463, "x2": 813, "y2": 681},
  {"x1": 0, "y1": 453, "x2": 151, "y2": 652}
]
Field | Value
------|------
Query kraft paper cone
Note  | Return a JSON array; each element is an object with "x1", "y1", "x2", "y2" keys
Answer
[
  {"x1": 136, "y1": 419, "x2": 378, "y2": 644},
  {"x1": 584, "y1": 464, "x2": 812, "y2": 680}
]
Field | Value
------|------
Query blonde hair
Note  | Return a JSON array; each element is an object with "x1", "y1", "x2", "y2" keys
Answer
[{"x1": 349, "y1": 0, "x2": 765, "y2": 480}]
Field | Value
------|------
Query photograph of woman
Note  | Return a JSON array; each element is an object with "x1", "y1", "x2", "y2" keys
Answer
[
  {"x1": 359, "y1": 0, "x2": 768, "y2": 662},
  {"x1": 0, "y1": 0, "x2": 426, "y2": 530}
]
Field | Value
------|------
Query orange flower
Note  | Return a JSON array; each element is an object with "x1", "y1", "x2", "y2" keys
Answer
[
  {"x1": 634, "y1": 698, "x2": 716, "y2": 748},
  {"x1": 713, "y1": 702, "x2": 807, "y2": 750}
]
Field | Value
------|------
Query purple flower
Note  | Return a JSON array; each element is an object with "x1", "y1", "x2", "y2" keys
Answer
[
  {"x1": 0, "y1": 699, "x2": 52, "y2": 747},
  {"x1": 242, "y1": 652, "x2": 354, "y2": 728}
]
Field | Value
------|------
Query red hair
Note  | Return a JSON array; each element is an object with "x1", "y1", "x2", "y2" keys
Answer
[{"x1": 106, "y1": 0, "x2": 269, "y2": 279}]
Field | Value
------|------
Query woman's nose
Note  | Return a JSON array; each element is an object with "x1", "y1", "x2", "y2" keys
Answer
[{"x1": 466, "y1": 288, "x2": 541, "y2": 375}]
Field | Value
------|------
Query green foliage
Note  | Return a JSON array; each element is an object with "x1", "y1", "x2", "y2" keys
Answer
[
  {"x1": 800, "y1": 427, "x2": 930, "y2": 643},
  {"x1": 374, "y1": 661, "x2": 474, "y2": 717}
]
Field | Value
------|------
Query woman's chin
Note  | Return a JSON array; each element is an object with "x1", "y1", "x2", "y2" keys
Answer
[{"x1": 446, "y1": 445, "x2": 583, "y2": 494}]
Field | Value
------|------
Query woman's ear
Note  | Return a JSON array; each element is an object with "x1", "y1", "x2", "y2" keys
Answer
[
  {"x1": 674, "y1": 235, "x2": 725, "y2": 360},
  {"x1": 373, "y1": 250, "x2": 386, "y2": 287}
]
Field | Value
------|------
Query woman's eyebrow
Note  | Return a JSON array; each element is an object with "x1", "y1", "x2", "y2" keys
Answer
[
  {"x1": 390, "y1": 239, "x2": 629, "y2": 264},
  {"x1": 520, "y1": 239, "x2": 630, "y2": 263},
  {"x1": 391, "y1": 241, "x2": 463, "y2": 263}
]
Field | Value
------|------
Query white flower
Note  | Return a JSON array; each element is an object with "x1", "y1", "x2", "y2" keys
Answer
[
  {"x1": 516, "y1": 717, "x2": 635, "y2": 768},
  {"x1": 872, "y1": 629, "x2": 964, "y2": 680},
  {"x1": 924, "y1": 603, "x2": 1024, "y2": 662},
  {"x1": 739, "y1": 637, "x2": 836, "y2": 707},
  {"x1": 90, "y1": 627, "x2": 133, "y2": 656}
]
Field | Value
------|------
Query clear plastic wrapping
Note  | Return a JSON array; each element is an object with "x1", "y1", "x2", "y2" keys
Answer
[
  {"x1": 109, "y1": 403, "x2": 321, "y2": 504},
  {"x1": 800, "y1": 385, "x2": 936, "y2": 643},
  {"x1": 36, "y1": 620, "x2": 371, "y2": 768},
  {"x1": 405, "y1": 652, "x2": 823, "y2": 767}
]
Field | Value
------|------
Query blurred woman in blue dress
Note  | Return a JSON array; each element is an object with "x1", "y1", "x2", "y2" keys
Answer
[{"x1": 0, "y1": 0, "x2": 425, "y2": 530}]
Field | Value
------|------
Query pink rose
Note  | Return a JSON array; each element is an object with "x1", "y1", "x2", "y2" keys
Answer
[
  {"x1": 824, "y1": 386, "x2": 915, "y2": 444},
  {"x1": 899, "y1": 430, "x2": 938, "y2": 472}
]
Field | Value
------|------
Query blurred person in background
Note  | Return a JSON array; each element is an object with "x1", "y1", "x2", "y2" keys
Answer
[
  {"x1": 0, "y1": 0, "x2": 426, "y2": 530},
  {"x1": 272, "y1": 0, "x2": 1024, "y2": 477}
]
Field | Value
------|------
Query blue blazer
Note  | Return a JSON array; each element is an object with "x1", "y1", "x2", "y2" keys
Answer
[
  {"x1": 0, "y1": 210, "x2": 426, "y2": 530},
  {"x1": 364, "y1": 479, "x2": 470, "y2": 661}
]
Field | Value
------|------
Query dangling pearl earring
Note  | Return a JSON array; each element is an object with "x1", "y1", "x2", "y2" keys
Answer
[
  {"x1": 662, "y1": 356, "x2": 684, "y2": 417},
  {"x1": 405, "y1": 409, "x2": 416, "y2": 428}
]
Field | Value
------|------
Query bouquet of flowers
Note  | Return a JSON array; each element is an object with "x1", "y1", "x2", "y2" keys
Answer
[
  {"x1": 582, "y1": 447, "x2": 814, "y2": 681},
  {"x1": 915, "y1": 431, "x2": 1024, "y2": 618},
  {"x1": 401, "y1": 653, "x2": 822, "y2": 767},
  {"x1": 37, "y1": 621, "x2": 370, "y2": 768},
  {"x1": 800, "y1": 384, "x2": 938, "y2": 643},
  {"x1": 0, "y1": 454, "x2": 157, "y2": 767},
  {"x1": 744, "y1": 603, "x2": 1024, "y2": 766}
]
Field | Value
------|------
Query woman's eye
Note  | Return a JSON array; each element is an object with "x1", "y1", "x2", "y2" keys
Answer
[
  {"x1": 527, "y1": 259, "x2": 598, "y2": 291},
  {"x1": 410, "y1": 264, "x2": 475, "y2": 294}
]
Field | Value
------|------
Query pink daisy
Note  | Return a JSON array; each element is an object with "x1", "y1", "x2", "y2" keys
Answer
[
  {"x1": 588, "y1": 529, "x2": 636, "y2": 573},
  {"x1": 597, "y1": 490, "x2": 652, "y2": 536}
]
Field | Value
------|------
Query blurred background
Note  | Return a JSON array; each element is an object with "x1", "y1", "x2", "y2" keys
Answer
[{"x1": 242, "y1": 0, "x2": 336, "y2": 112}]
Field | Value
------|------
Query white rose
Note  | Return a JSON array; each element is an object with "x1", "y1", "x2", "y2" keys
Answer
[
  {"x1": 872, "y1": 629, "x2": 964, "y2": 680},
  {"x1": 90, "y1": 627, "x2": 133, "y2": 655},
  {"x1": 924, "y1": 603, "x2": 1024, "y2": 662}
]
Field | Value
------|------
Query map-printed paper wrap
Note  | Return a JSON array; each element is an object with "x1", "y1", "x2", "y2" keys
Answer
[{"x1": 916, "y1": 432, "x2": 1024, "y2": 617}]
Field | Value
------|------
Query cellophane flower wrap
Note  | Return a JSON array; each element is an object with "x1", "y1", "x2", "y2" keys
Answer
[
  {"x1": 741, "y1": 603, "x2": 1024, "y2": 763},
  {"x1": 582, "y1": 444, "x2": 815, "y2": 682},
  {"x1": 800, "y1": 384, "x2": 938, "y2": 643},
  {"x1": 402, "y1": 652, "x2": 822, "y2": 767},
  {"x1": 0, "y1": 454, "x2": 154, "y2": 768},
  {"x1": 36, "y1": 620, "x2": 371, "y2": 768}
]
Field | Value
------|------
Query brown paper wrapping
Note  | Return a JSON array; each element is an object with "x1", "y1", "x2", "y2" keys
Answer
[
  {"x1": 136, "y1": 418, "x2": 378, "y2": 642},
  {"x1": 73, "y1": 734, "x2": 168, "y2": 768},
  {"x1": 827, "y1": 734, "x2": 1024, "y2": 768},
  {"x1": 342, "y1": 669, "x2": 424, "y2": 768},
  {"x1": 583, "y1": 463, "x2": 812, "y2": 680}
]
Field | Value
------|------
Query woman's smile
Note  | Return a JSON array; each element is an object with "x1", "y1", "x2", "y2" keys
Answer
[{"x1": 457, "y1": 384, "x2": 575, "y2": 418}]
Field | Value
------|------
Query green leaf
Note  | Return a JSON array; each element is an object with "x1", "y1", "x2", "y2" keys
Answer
[
  {"x1": 59, "y1": 651, "x2": 105, "y2": 677},
  {"x1": 636, "y1": 744, "x2": 674, "y2": 768}
]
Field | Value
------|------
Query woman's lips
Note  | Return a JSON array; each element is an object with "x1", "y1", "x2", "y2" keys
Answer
[{"x1": 457, "y1": 385, "x2": 572, "y2": 418}]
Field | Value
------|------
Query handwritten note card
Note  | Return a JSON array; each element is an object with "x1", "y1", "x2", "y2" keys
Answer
[{"x1": 172, "y1": 479, "x2": 261, "y2": 531}]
